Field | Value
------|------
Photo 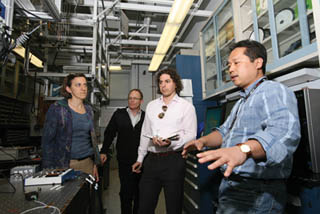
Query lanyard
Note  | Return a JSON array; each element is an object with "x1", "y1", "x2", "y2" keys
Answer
[{"x1": 228, "y1": 77, "x2": 267, "y2": 131}]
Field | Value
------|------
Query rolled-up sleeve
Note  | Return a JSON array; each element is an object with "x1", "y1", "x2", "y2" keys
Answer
[{"x1": 249, "y1": 84, "x2": 301, "y2": 167}]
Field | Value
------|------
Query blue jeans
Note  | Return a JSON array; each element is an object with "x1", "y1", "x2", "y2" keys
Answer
[{"x1": 217, "y1": 177, "x2": 287, "y2": 214}]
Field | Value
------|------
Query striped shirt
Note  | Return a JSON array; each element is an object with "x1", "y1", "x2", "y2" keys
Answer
[{"x1": 217, "y1": 77, "x2": 301, "y2": 179}]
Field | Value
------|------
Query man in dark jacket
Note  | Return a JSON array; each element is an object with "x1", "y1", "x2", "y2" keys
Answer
[{"x1": 100, "y1": 89, "x2": 145, "y2": 214}]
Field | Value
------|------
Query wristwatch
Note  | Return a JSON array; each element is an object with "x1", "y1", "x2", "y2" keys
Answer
[{"x1": 236, "y1": 143, "x2": 252, "y2": 158}]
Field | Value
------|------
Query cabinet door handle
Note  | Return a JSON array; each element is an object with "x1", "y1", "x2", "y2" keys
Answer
[
  {"x1": 186, "y1": 160, "x2": 197, "y2": 168},
  {"x1": 188, "y1": 154, "x2": 197, "y2": 160},
  {"x1": 185, "y1": 177, "x2": 198, "y2": 190},
  {"x1": 186, "y1": 169, "x2": 198, "y2": 178},
  {"x1": 184, "y1": 192, "x2": 199, "y2": 209}
]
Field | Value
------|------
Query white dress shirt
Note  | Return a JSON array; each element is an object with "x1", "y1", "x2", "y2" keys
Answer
[
  {"x1": 137, "y1": 94, "x2": 197, "y2": 163},
  {"x1": 127, "y1": 107, "x2": 142, "y2": 127}
]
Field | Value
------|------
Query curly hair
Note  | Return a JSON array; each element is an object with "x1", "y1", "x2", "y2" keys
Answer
[
  {"x1": 156, "y1": 68, "x2": 183, "y2": 95},
  {"x1": 60, "y1": 73, "x2": 87, "y2": 98}
]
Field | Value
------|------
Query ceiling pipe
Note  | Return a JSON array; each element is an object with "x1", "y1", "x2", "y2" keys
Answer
[
  {"x1": 166, "y1": 0, "x2": 204, "y2": 65},
  {"x1": 81, "y1": 1, "x2": 211, "y2": 17},
  {"x1": 144, "y1": 17, "x2": 151, "y2": 54}
]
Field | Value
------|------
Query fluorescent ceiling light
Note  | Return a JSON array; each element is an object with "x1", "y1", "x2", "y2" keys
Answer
[
  {"x1": 167, "y1": 0, "x2": 194, "y2": 24},
  {"x1": 13, "y1": 46, "x2": 43, "y2": 68},
  {"x1": 148, "y1": 0, "x2": 194, "y2": 72},
  {"x1": 149, "y1": 54, "x2": 165, "y2": 72},
  {"x1": 154, "y1": 24, "x2": 180, "y2": 55},
  {"x1": 109, "y1": 65, "x2": 122, "y2": 71}
]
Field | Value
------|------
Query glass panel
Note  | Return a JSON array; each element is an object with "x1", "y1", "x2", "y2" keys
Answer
[
  {"x1": 241, "y1": 0, "x2": 254, "y2": 40},
  {"x1": 256, "y1": 0, "x2": 273, "y2": 64},
  {"x1": 273, "y1": 0, "x2": 302, "y2": 57},
  {"x1": 217, "y1": 1, "x2": 234, "y2": 85},
  {"x1": 302, "y1": 0, "x2": 314, "y2": 44},
  {"x1": 203, "y1": 21, "x2": 218, "y2": 92},
  {"x1": 206, "y1": 56, "x2": 217, "y2": 91}
]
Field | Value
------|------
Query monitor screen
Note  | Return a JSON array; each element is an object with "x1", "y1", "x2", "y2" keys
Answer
[
  {"x1": 203, "y1": 106, "x2": 223, "y2": 136},
  {"x1": 221, "y1": 99, "x2": 238, "y2": 124}
]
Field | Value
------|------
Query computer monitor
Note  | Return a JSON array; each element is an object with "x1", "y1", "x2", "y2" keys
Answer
[
  {"x1": 221, "y1": 99, "x2": 238, "y2": 124},
  {"x1": 291, "y1": 88, "x2": 320, "y2": 175},
  {"x1": 203, "y1": 106, "x2": 223, "y2": 136}
]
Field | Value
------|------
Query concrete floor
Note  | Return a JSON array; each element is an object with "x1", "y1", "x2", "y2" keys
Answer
[{"x1": 102, "y1": 168, "x2": 166, "y2": 214}]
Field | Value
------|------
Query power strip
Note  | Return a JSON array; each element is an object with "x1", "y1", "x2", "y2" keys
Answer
[{"x1": 10, "y1": 165, "x2": 40, "y2": 181}]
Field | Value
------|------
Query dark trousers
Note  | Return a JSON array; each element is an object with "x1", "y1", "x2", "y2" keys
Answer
[
  {"x1": 118, "y1": 162, "x2": 141, "y2": 214},
  {"x1": 138, "y1": 152, "x2": 186, "y2": 214}
]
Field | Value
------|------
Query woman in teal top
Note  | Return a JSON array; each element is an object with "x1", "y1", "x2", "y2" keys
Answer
[{"x1": 42, "y1": 73, "x2": 100, "y2": 181}]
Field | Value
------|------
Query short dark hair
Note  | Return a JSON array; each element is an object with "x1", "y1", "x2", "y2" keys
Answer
[
  {"x1": 229, "y1": 40, "x2": 267, "y2": 74},
  {"x1": 128, "y1": 89, "x2": 143, "y2": 100},
  {"x1": 156, "y1": 68, "x2": 183, "y2": 95},
  {"x1": 61, "y1": 73, "x2": 87, "y2": 98}
]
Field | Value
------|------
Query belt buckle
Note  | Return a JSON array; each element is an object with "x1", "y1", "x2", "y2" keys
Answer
[{"x1": 156, "y1": 152, "x2": 169, "y2": 157}]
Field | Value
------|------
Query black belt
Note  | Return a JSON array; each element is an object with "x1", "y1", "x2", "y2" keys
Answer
[
  {"x1": 226, "y1": 173, "x2": 285, "y2": 184},
  {"x1": 72, "y1": 155, "x2": 93, "y2": 161},
  {"x1": 149, "y1": 150, "x2": 182, "y2": 157}
]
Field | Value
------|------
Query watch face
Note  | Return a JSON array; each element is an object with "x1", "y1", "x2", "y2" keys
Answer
[{"x1": 240, "y1": 144, "x2": 251, "y2": 153}]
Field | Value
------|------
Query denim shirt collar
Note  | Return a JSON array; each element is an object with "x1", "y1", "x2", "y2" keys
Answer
[{"x1": 239, "y1": 76, "x2": 266, "y2": 98}]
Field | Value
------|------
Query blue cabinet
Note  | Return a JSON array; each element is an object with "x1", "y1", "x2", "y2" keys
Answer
[
  {"x1": 176, "y1": 54, "x2": 216, "y2": 124},
  {"x1": 176, "y1": 54, "x2": 220, "y2": 214}
]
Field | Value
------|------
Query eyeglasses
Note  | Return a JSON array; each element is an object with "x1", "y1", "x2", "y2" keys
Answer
[
  {"x1": 128, "y1": 97, "x2": 141, "y2": 101},
  {"x1": 158, "y1": 105, "x2": 168, "y2": 119}
]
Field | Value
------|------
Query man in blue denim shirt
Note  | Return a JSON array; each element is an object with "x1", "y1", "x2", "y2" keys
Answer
[{"x1": 183, "y1": 40, "x2": 301, "y2": 213}]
